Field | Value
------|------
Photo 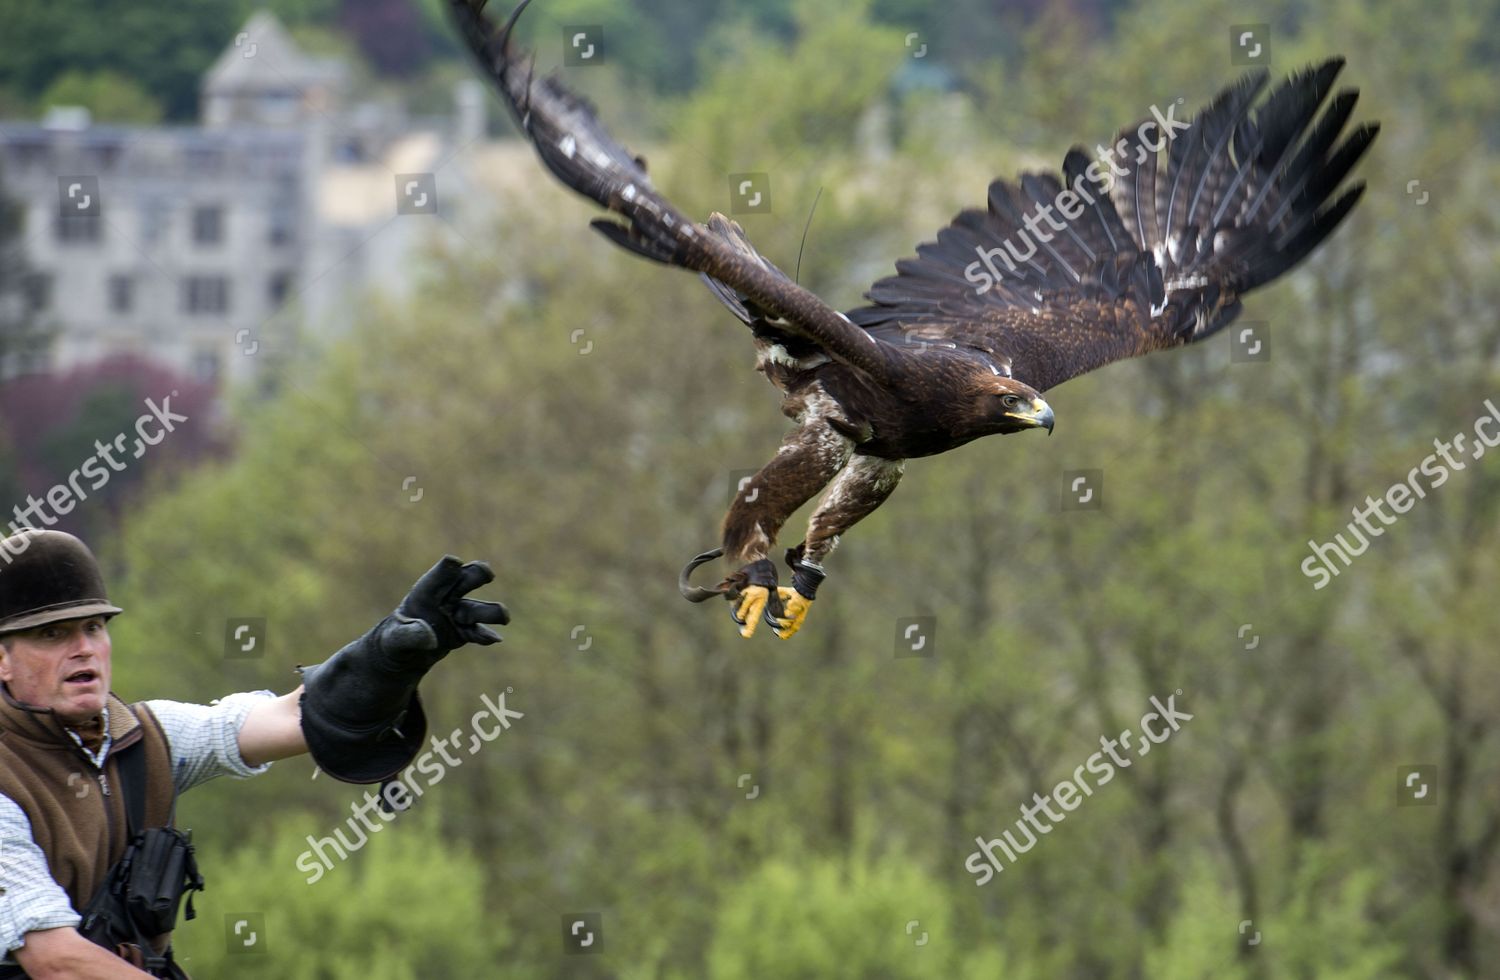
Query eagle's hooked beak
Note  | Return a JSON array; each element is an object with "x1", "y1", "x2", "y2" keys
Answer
[{"x1": 1007, "y1": 398, "x2": 1055, "y2": 435}]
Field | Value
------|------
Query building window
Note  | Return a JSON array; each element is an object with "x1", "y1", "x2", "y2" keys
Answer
[
  {"x1": 22, "y1": 273, "x2": 52, "y2": 313},
  {"x1": 0, "y1": 324, "x2": 51, "y2": 380},
  {"x1": 268, "y1": 271, "x2": 293, "y2": 308},
  {"x1": 184, "y1": 147, "x2": 224, "y2": 176},
  {"x1": 85, "y1": 143, "x2": 123, "y2": 171},
  {"x1": 259, "y1": 91, "x2": 301, "y2": 124},
  {"x1": 191, "y1": 350, "x2": 220, "y2": 383},
  {"x1": 268, "y1": 206, "x2": 296, "y2": 247},
  {"x1": 192, "y1": 205, "x2": 224, "y2": 245},
  {"x1": 9, "y1": 139, "x2": 49, "y2": 170},
  {"x1": 55, "y1": 214, "x2": 101, "y2": 245},
  {"x1": 108, "y1": 275, "x2": 134, "y2": 314},
  {"x1": 13, "y1": 348, "x2": 52, "y2": 377},
  {"x1": 183, "y1": 275, "x2": 229, "y2": 314},
  {"x1": 141, "y1": 199, "x2": 169, "y2": 245}
]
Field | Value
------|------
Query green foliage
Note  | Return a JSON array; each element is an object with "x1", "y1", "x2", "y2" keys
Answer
[
  {"x1": 706, "y1": 850, "x2": 964, "y2": 979},
  {"x1": 38, "y1": 384, "x2": 140, "y2": 475},
  {"x1": 1270, "y1": 849, "x2": 1406, "y2": 979},
  {"x1": 676, "y1": 4, "x2": 902, "y2": 163},
  {"x1": 37, "y1": 70, "x2": 163, "y2": 123},
  {"x1": 0, "y1": 0, "x2": 342, "y2": 122},
  {"x1": 1142, "y1": 854, "x2": 1404, "y2": 979},
  {"x1": 252, "y1": 0, "x2": 341, "y2": 25},
  {"x1": 174, "y1": 808, "x2": 513, "y2": 979},
  {"x1": 0, "y1": 0, "x2": 239, "y2": 120}
]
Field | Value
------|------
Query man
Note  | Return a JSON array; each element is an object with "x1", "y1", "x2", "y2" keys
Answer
[{"x1": 0, "y1": 529, "x2": 509, "y2": 978}]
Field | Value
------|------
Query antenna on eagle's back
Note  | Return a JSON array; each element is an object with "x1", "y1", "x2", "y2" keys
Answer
[{"x1": 794, "y1": 186, "x2": 824, "y2": 285}]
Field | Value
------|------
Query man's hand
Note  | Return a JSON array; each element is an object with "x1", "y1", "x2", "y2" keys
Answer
[
  {"x1": 298, "y1": 554, "x2": 511, "y2": 784},
  {"x1": 383, "y1": 557, "x2": 511, "y2": 664},
  {"x1": 13, "y1": 927, "x2": 154, "y2": 979}
]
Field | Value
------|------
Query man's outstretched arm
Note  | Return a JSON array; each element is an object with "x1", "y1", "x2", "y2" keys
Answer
[{"x1": 238, "y1": 688, "x2": 308, "y2": 768}]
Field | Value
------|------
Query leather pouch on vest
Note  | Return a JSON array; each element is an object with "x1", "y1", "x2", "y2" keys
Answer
[
  {"x1": 79, "y1": 827, "x2": 202, "y2": 979},
  {"x1": 126, "y1": 826, "x2": 205, "y2": 935},
  {"x1": 76, "y1": 744, "x2": 202, "y2": 979}
]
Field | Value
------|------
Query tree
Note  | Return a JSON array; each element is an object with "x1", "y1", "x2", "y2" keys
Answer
[
  {"x1": 0, "y1": 355, "x2": 223, "y2": 540},
  {"x1": 0, "y1": 0, "x2": 239, "y2": 121},
  {"x1": 175, "y1": 809, "x2": 515, "y2": 979},
  {"x1": 0, "y1": 160, "x2": 49, "y2": 379},
  {"x1": 37, "y1": 70, "x2": 163, "y2": 123}
]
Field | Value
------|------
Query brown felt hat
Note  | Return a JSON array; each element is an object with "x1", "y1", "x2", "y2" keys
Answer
[{"x1": 0, "y1": 529, "x2": 123, "y2": 634}]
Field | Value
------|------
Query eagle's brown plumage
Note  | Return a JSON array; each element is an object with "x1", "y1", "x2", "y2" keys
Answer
[{"x1": 448, "y1": 0, "x2": 1378, "y2": 638}]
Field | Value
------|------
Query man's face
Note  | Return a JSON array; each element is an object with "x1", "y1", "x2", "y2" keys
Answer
[{"x1": 0, "y1": 616, "x2": 112, "y2": 725}]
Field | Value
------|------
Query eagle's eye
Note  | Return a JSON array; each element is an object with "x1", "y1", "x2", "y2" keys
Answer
[{"x1": 1000, "y1": 394, "x2": 1021, "y2": 410}]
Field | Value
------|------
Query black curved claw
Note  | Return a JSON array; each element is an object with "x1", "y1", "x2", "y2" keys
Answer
[
  {"x1": 723, "y1": 587, "x2": 786, "y2": 628},
  {"x1": 679, "y1": 547, "x2": 728, "y2": 602},
  {"x1": 762, "y1": 594, "x2": 787, "y2": 629}
]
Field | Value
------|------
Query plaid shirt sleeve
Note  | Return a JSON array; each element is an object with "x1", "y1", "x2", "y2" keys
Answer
[
  {"x1": 0, "y1": 794, "x2": 82, "y2": 960},
  {"x1": 144, "y1": 690, "x2": 278, "y2": 794}
]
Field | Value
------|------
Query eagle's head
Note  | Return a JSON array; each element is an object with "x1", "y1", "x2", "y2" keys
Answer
[{"x1": 980, "y1": 377, "x2": 1054, "y2": 436}]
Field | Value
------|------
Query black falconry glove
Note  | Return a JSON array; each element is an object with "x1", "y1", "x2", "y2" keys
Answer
[{"x1": 298, "y1": 556, "x2": 511, "y2": 783}]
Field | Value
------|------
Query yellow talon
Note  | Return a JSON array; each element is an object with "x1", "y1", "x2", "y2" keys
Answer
[
  {"x1": 772, "y1": 588, "x2": 813, "y2": 639},
  {"x1": 734, "y1": 585, "x2": 770, "y2": 638}
]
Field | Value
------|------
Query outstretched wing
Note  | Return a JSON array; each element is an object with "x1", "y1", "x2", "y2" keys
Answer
[
  {"x1": 446, "y1": 0, "x2": 901, "y2": 385},
  {"x1": 845, "y1": 60, "x2": 1378, "y2": 392}
]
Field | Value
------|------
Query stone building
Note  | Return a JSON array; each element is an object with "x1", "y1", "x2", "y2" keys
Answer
[{"x1": 0, "y1": 10, "x2": 488, "y2": 386}]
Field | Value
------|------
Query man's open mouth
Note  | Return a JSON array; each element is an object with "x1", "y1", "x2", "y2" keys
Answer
[{"x1": 64, "y1": 669, "x2": 99, "y2": 686}]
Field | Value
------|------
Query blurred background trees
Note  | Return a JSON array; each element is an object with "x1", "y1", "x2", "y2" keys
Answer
[{"x1": 2, "y1": 0, "x2": 1498, "y2": 975}]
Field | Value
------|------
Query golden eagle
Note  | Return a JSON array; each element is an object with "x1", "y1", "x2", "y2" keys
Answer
[{"x1": 448, "y1": 0, "x2": 1378, "y2": 639}]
